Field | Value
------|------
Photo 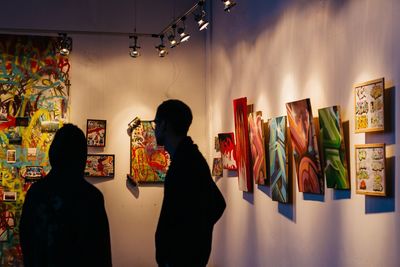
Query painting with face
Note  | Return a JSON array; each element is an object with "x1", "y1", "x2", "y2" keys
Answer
[
  {"x1": 130, "y1": 121, "x2": 170, "y2": 183},
  {"x1": 286, "y1": 98, "x2": 324, "y2": 194}
]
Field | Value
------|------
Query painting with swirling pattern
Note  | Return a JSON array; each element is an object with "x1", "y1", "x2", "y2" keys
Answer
[
  {"x1": 248, "y1": 110, "x2": 267, "y2": 185},
  {"x1": 286, "y1": 98, "x2": 324, "y2": 194},
  {"x1": 0, "y1": 34, "x2": 70, "y2": 266},
  {"x1": 268, "y1": 116, "x2": 289, "y2": 202},
  {"x1": 233, "y1": 97, "x2": 252, "y2": 192},
  {"x1": 318, "y1": 106, "x2": 350, "y2": 189}
]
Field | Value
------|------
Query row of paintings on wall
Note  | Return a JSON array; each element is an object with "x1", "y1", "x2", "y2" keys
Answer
[{"x1": 212, "y1": 77, "x2": 386, "y2": 200}]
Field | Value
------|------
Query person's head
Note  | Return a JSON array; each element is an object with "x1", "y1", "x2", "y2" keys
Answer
[
  {"x1": 154, "y1": 99, "x2": 192, "y2": 145},
  {"x1": 49, "y1": 123, "x2": 87, "y2": 175}
]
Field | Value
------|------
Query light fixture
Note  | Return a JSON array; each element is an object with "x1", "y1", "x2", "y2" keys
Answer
[
  {"x1": 57, "y1": 33, "x2": 72, "y2": 56},
  {"x1": 167, "y1": 25, "x2": 178, "y2": 48},
  {"x1": 222, "y1": 0, "x2": 236, "y2": 12},
  {"x1": 155, "y1": 35, "x2": 168, "y2": 57},
  {"x1": 195, "y1": 1, "x2": 209, "y2": 31},
  {"x1": 177, "y1": 16, "x2": 190, "y2": 43},
  {"x1": 129, "y1": 35, "x2": 141, "y2": 58}
]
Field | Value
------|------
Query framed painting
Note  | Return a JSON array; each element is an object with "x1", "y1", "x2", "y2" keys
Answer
[
  {"x1": 355, "y1": 144, "x2": 386, "y2": 196},
  {"x1": 354, "y1": 77, "x2": 384, "y2": 133},
  {"x1": 286, "y1": 98, "x2": 324, "y2": 194},
  {"x1": 218, "y1": 132, "x2": 237, "y2": 170},
  {"x1": 318, "y1": 106, "x2": 350, "y2": 189},
  {"x1": 268, "y1": 116, "x2": 289, "y2": 203},
  {"x1": 130, "y1": 120, "x2": 170, "y2": 183},
  {"x1": 248, "y1": 109, "x2": 267, "y2": 185},
  {"x1": 87, "y1": 119, "x2": 107, "y2": 147},
  {"x1": 22, "y1": 166, "x2": 45, "y2": 181},
  {"x1": 233, "y1": 97, "x2": 253, "y2": 192},
  {"x1": 212, "y1": 158, "x2": 223, "y2": 177},
  {"x1": 85, "y1": 154, "x2": 115, "y2": 178}
]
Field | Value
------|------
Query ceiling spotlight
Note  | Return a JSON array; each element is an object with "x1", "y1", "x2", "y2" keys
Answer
[
  {"x1": 129, "y1": 36, "x2": 141, "y2": 58},
  {"x1": 195, "y1": 12, "x2": 209, "y2": 31},
  {"x1": 155, "y1": 35, "x2": 168, "y2": 57},
  {"x1": 222, "y1": 0, "x2": 236, "y2": 12},
  {"x1": 177, "y1": 16, "x2": 190, "y2": 43},
  {"x1": 167, "y1": 25, "x2": 178, "y2": 48},
  {"x1": 57, "y1": 33, "x2": 72, "y2": 56}
]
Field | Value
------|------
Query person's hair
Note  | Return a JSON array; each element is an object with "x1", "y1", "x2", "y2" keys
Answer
[
  {"x1": 49, "y1": 123, "x2": 87, "y2": 173},
  {"x1": 155, "y1": 99, "x2": 193, "y2": 136}
]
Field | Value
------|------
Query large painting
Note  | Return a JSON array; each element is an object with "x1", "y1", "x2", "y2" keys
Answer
[
  {"x1": 268, "y1": 116, "x2": 289, "y2": 203},
  {"x1": 233, "y1": 97, "x2": 252, "y2": 192},
  {"x1": 0, "y1": 34, "x2": 70, "y2": 265},
  {"x1": 130, "y1": 120, "x2": 170, "y2": 183},
  {"x1": 355, "y1": 144, "x2": 386, "y2": 196},
  {"x1": 248, "y1": 110, "x2": 267, "y2": 185},
  {"x1": 318, "y1": 106, "x2": 350, "y2": 189},
  {"x1": 218, "y1": 132, "x2": 237, "y2": 170},
  {"x1": 286, "y1": 98, "x2": 324, "y2": 194},
  {"x1": 354, "y1": 77, "x2": 384, "y2": 133}
]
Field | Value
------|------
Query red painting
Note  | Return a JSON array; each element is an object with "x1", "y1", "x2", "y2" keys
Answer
[
  {"x1": 233, "y1": 97, "x2": 253, "y2": 192},
  {"x1": 286, "y1": 98, "x2": 324, "y2": 194},
  {"x1": 218, "y1": 133, "x2": 237, "y2": 170}
]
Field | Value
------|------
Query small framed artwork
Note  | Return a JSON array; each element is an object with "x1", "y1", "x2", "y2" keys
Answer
[
  {"x1": 212, "y1": 158, "x2": 223, "y2": 177},
  {"x1": 355, "y1": 144, "x2": 386, "y2": 196},
  {"x1": 85, "y1": 154, "x2": 114, "y2": 178},
  {"x1": 354, "y1": 77, "x2": 384, "y2": 133},
  {"x1": 87, "y1": 119, "x2": 107, "y2": 147},
  {"x1": 15, "y1": 117, "x2": 29, "y2": 127},
  {"x1": 22, "y1": 166, "x2": 45, "y2": 181},
  {"x1": 3, "y1": 191, "x2": 17, "y2": 201},
  {"x1": 6, "y1": 150, "x2": 16, "y2": 163}
]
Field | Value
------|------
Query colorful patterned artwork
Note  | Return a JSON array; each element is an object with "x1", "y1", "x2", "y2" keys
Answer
[
  {"x1": 286, "y1": 98, "x2": 324, "y2": 194},
  {"x1": 218, "y1": 132, "x2": 237, "y2": 170},
  {"x1": 85, "y1": 154, "x2": 115, "y2": 178},
  {"x1": 211, "y1": 158, "x2": 223, "y2": 177},
  {"x1": 354, "y1": 78, "x2": 384, "y2": 133},
  {"x1": 318, "y1": 106, "x2": 350, "y2": 189},
  {"x1": 0, "y1": 34, "x2": 70, "y2": 265},
  {"x1": 130, "y1": 121, "x2": 170, "y2": 183},
  {"x1": 233, "y1": 97, "x2": 252, "y2": 192},
  {"x1": 355, "y1": 144, "x2": 386, "y2": 196},
  {"x1": 268, "y1": 116, "x2": 289, "y2": 203},
  {"x1": 248, "y1": 110, "x2": 267, "y2": 185},
  {"x1": 86, "y1": 119, "x2": 106, "y2": 147}
]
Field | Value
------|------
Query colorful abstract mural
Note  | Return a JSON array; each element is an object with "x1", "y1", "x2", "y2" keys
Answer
[
  {"x1": 130, "y1": 121, "x2": 170, "y2": 183},
  {"x1": 233, "y1": 97, "x2": 252, "y2": 192},
  {"x1": 286, "y1": 99, "x2": 324, "y2": 194},
  {"x1": 248, "y1": 110, "x2": 267, "y2": 185},
  {"x1": 0, "y1": 34, "x2": 70, "y2": 266},
  {"x1": 318, "y1": 106, "x2": 350, "y2": 189},
  {"x1": 268, "y1": 116, "x2": 289, "y2": 202},
  {"x1": 218, "y1": 132, "x2": 237, "y2": 170}
]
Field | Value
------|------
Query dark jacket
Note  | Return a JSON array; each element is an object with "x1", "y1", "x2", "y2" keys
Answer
[
  {"x1": 155, "y1": 137, "x2": 226, "y2": 266},
  {"x1": 19, "y1": 171, "x2": 112, "y2": 267}
]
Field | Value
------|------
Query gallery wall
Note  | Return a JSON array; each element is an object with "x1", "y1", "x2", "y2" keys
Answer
[
  {"x1": 1, "y1": 1, "x2": 208, "y2": 266},
  {"x1": 207, "y1": 0, "x2": 399, "y2": 267}
]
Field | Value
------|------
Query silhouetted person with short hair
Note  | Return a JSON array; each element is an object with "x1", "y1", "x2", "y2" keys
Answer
[
  {"x1": 154, "y1": 99, "x2": 226, "y2": 267},
  {"x1": 20, "y1": 124, "x2": 112, "y2": 267}
]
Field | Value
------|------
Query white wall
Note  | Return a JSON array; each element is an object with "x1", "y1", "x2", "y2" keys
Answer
[
  {"x1": 208, "y1": 0, "x2": 399, "y2": 267},
  {"x1": 1, "y1": 1, "x2": 207, "y2": 266}
]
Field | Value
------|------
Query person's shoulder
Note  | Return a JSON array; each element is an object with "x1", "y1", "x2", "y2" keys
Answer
[{"x1": 81, "y1": 180, "x2": 105, "y2": 200}]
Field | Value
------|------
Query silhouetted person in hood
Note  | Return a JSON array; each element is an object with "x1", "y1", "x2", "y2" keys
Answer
[{"x1": 20, "y1": 124, "x2": 112, "y2": 267}]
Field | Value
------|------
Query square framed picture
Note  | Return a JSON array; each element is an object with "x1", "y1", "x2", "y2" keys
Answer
[
  {"x1": 85, "y1": 154, "x2": 115, "y2": 178},
  {"x1": 354, "y1": 77, "x2": 384, "y2": 133},
  {"x1": 87, "y1": 119, "x2": 107, "y2": 147},
  {"x1": 355, "y1": 144, "x2": 386, "y2": 196}
]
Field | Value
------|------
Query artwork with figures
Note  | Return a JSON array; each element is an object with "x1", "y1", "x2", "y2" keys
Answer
[
  {"x1": 233, "y1": 97, "x2": 253, "y2": 192},
  {"x1": 286, "y1": 98, "x2": 324, "y2": 194},
  {"x1": 268, "y1": 116, "x2": 289, "y2": 203},
  {"x1": 130, "y1": 120, "x2": 170, "y2": 183},
  {"x1": 211, "y1": 158, "x2": 223, "y2": 177},
  {"x1": 87, "y1": 119, "x2": 107, "y2": 147},
  {"x1": 85, "y1": 154, "x2": 115, "y2": 178},
  {"x1": 318, "y1": 106, "x2": 350, "y2": 189},
  {"x1": 218, "y1": 132, "x2": 237, "y2": 170},
  {"x1": 248, "y1": 109, "x2": 267, "y2": 185},
  {"x1": 0, "y1": 33, "x2": 70, "y2": 265},
  {"x1": 355, "y1": 144, "x2": 386, "y2": 196},
  {"x1": 354, "y1": 77, "x2": 384, "y2": 133}
]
